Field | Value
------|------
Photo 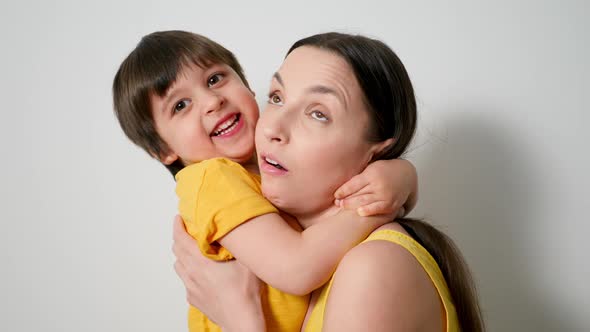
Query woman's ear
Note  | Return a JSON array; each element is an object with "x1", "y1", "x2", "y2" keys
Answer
[{"x1": 368, "y1": 138, "x2": 394, "y2": 161}]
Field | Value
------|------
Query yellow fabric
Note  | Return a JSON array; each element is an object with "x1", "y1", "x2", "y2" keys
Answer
[
  {"x1": 304, "y1": 229, "x2": 460, "y2": 332},
  {"x1": 176, "y1": 158, "x2": 279, "y2": 261},
  {"x1": 175, "y1": 157, "x2": 308, "y2": 332}
]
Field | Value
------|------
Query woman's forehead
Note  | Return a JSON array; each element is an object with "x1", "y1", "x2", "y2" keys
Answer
[
  {"x1": 281, "y1": 47, "x2": 349, "y2": 78},
  {"x1": 278, "y1": 47, "x2": 363, "y2": 106}
]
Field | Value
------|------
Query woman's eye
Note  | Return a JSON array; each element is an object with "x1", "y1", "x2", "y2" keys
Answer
[
  {"x1": 207, "y1": 73, "x2": 224, "y2": 87},
  {"x1": 173, "y1": 99, "x2": 191, "y2": 113},
  {"x1": 310, "y1": 110, "x2": 328, "y2": 121},
  {"x1": 268, "y1": 93, "x2": 283, "y2": 105}
]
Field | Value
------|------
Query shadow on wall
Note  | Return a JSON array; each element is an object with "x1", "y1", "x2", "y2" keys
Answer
[{"x1": 412, "y1": 110, "x2": 574, "y2": 331}]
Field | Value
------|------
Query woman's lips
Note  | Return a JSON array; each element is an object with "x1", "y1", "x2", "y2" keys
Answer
[{"x1": 259, "y1": 154, "x2": 289, "y2": 176}]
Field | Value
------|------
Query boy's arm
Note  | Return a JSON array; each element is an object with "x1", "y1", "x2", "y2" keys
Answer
[
  {"x1": 218, "y1": 210, "x2": 390, "y2": 296},
  {"x1": 178, "y1": 159, "x2": 389, "y2": 296},
  {"x1": 334, "y1": 159, "x2": 418, "y2": 217}
]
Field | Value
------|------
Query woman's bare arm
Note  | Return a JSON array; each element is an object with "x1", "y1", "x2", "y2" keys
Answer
[{"x1": 321, "y1": 238, "x2": 443, "y2": 332}]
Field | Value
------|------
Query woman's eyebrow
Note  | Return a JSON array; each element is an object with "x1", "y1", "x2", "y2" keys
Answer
[
  {"x1": 273, "y1": 71, "x2": 347, "y2": 108},
  {"x1": 305, "y1": 85, "x2": 347, "y2": 109},
  {"x1": 273, "y1": 72, "x2": 284, "y2": 86}
]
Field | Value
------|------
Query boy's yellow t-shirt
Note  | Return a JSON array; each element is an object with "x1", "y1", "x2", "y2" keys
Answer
[{"x1": 175, "y1": 157, "x2": 309, "y2": 332}]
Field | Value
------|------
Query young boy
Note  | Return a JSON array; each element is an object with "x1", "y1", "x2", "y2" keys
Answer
[{"x1": 113, "y1": 30, "x2": 418, "y2": 331}]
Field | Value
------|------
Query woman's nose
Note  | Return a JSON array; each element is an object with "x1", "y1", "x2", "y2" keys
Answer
[{"x1": 262, "y1": 113, "x2": 288, "y2": 144}]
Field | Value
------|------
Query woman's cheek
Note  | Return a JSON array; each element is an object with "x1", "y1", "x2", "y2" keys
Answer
[{"x1": 304, "y1": 151, "x2": 346, "y2": 191}]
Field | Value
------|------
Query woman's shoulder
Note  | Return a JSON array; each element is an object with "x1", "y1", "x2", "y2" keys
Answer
[
  {"x1": 321, "y1": 221, "x2": 442, "y2": 330},
  {"x1": 335, "y1": 222, "x2": 424, "y2": 283},
  {"x1": 337, "y1": 222, "x2": 413, "y2": 271}
]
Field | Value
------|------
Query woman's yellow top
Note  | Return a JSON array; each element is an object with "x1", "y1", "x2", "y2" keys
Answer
[{"x1": 304, "y1": 229, "x2": 460, "y2": 332}]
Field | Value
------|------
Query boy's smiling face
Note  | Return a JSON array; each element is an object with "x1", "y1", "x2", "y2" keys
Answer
[{"x1": 150, "y1": 63, "x2": 259, "y2": 166}]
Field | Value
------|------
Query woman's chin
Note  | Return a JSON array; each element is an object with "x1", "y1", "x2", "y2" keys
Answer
[{"x1": 261, "y1": 186, "x2": 286, "y2": 208}]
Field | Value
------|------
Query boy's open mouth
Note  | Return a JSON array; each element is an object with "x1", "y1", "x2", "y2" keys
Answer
[{"x1": 211, "y1": 113, "x2": 241, "y2": 137}]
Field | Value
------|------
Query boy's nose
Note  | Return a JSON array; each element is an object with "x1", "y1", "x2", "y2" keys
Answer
[{"x1": 203, "y1": 92, "x2": 225, "y2": 115}]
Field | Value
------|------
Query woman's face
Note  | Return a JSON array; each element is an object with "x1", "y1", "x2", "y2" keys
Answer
[{"x1": 255, "y1": 46, "x2": 388, "y2": 220}]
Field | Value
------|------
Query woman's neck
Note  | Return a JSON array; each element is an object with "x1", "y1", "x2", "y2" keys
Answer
[{"x1": 294, "y1": 204, "x2": 342, "y2": 230}]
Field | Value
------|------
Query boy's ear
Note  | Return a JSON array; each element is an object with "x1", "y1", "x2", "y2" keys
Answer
[
  {"x1": 368, "y1": 138, "x2": 394, "y2": 161},
  {"x1": 151, "y1": 150, "x2": 179, "y2": 165}
]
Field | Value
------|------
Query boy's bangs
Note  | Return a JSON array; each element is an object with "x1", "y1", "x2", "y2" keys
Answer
[
  {"x1": 134, "y1": 31, "x2": 248, "y2": 99},
  {"x1": 148, "y1": 52, "x2": 225, "y2": 98}
]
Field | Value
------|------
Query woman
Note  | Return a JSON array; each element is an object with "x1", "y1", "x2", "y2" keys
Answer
[{"x1": 173, "y1": 32, "x2": 484, "y2": 331}]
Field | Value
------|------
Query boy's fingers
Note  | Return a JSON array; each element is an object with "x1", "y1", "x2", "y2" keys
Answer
[
  {"x1": 334, "y1": 175, "x2": 369, "y2": 199},
  {"x1": 340, "y1": 194, "x2": 376, "y2": 210},
  {"x1": 357, "y1": 201, "x2": 391, "y2": 217}
]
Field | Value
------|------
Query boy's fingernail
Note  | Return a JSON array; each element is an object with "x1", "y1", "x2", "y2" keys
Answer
[
  {"x1": 357, "y1": 207, "x2": 367, "y2": 217},
  {"x1": 334, "y1": 199, "x2": 341, "y2": 206}
]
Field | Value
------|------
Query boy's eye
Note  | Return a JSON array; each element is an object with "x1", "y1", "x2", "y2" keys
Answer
[
  {"x1": 173, "y1": 99, "x2": 191, "y2": 113},
  {"x1": 207, "y1": 73, "x2": 224, "y2": 87},
  {"x1": 310, "y1": 110, "x2": 328, "y2": 122},
  {"x1": 268, "y1": 93, "x2": 283, "y2": 105}
]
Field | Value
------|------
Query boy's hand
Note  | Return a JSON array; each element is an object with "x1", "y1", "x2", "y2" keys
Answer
[{"x1": 334, "y1": 159, "x2": 418, "y2": 217}]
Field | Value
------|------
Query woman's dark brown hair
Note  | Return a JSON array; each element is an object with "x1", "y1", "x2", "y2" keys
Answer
[{"x1": 288, "y1": 32, "x2": 485, "y2": 331}]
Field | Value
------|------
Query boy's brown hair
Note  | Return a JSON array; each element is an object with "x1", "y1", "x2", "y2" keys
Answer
[{"x1": 112, "y1": 30, "x2": 250, "y2": 176}]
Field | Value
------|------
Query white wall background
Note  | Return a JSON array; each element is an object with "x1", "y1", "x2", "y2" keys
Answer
[{"x1": 1, "y1": 0, "x2": 588, "y2": 331}]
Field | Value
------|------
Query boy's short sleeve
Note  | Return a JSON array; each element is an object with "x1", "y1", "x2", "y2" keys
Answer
[{"x1": 175, "y1": 158, "x2": 278, "y2": 261}]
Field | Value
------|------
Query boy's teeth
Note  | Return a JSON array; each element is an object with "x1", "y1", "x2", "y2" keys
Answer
[{"x1": 213, "y1": 115, "x2": 239, "y2": 136}]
